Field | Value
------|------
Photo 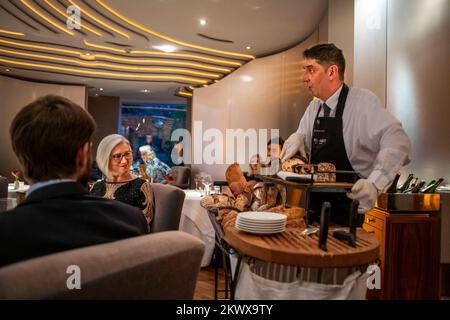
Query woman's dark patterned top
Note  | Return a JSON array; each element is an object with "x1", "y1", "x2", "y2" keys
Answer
[{"x1": 90, "y1": 177, "x2": 154, "y2": 224}]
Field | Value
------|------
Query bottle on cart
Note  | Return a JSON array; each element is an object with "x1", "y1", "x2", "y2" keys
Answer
[
  {"x1": 420, "y1": 178, "x2": 444, "y2": 193},
  {"x1": 398, "y1": 174, "x2": 414, "y2": 193},
  {"x1": 386, "y1": 173, "x2": 401, "y2": 193},
  {"x1": 403, "y1": 180, "x2": 426, "y2": 193}
]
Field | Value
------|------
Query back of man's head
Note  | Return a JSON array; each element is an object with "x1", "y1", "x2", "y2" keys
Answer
[
  {"x1": 10, "y1": 95, "x2": 96, "y2": 183},
  {"x1": 303, "y1": 43, "x2": 346, "y2": 80}
]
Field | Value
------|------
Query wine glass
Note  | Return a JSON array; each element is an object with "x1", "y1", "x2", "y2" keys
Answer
[
  {"x1": 202, "y1": 175, "x2": 213, "y2": 195},
  {"x1": 194, "y1": 175, "x2": 200, "y2": 190}
]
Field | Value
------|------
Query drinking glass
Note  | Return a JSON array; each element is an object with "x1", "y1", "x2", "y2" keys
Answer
[
  {"x1": 0, "y1": 198, "x2": 18, "y2": 212},
  {"x1": 202, "y1": 175, "x2": 213, "y2": 195}
]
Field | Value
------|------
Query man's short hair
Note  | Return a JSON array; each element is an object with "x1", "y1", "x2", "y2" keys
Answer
[
  {"x1": 303, "y1": 43, "x2": 346, "y2": 80},
  {"x1": 10, "y1": 95, "x2": 96, "y2": 182},
  {"x1": 267, "y1": 137, "x2": 285, "y2": 148}
]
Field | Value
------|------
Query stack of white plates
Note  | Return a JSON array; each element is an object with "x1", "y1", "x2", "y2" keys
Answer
[{"x1": 235, "y1": 211, "x2": 287, "y2": 234}]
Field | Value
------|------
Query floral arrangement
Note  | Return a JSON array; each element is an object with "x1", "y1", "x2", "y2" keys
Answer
[{"x1": 11, "y1": 169, "x2": 20, "y2": 182}]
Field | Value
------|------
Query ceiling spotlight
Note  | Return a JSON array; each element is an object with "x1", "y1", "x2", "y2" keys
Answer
[
  {"x1": 245, "y1": 46, "x2": 252, "y2": 50},
  {"x1": 199, "y1": 19, "x2": 207, "y2": 26},
  {"x1": 5, "y1": 68, "x2": 10, "y2": 72},
  {"x1": 140, "y1": 89, "x2": 150, "y2": 93},
  {"x1": 85, "y1": 52, "x2": 92, "y2": 56},
  {"x1": 154, "y1": 45, "x2": 176, "y2": 53},
  {"x1": 99, "y1": 88, "x2": 104, "y2": 91}
]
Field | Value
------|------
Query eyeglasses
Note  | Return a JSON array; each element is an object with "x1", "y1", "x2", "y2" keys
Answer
[{"x1": 110, "y1": 151, "x2": 132, "y2": 162}]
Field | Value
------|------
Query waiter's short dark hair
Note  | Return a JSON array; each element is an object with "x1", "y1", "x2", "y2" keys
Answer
[
  {"x1": 303, "y1": 43, "x2": 346, "y2": 80},
  {"x1": 10, "y1": 95, "x2": 96, "y2": 183},
  {"x1": 267, "y1": 137, "x2": 285, "y2": 148}
]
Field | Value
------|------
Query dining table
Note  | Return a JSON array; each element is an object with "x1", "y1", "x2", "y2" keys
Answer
[
  {"x1": 7, "y1": 183, "x2": 29, "y2": 205},
  {"x1": 179, "y1": 189, "x2": 215, "y2": 267}
]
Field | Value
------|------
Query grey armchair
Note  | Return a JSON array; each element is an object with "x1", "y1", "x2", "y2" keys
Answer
[
  {"x1": 151, "y1": 183, "x2": 186, "y2": 233},
  {"x1": 168, "y1": 166, "x2": 191, "y2": 189},
  {"x1": 0, "y1": 231, "x2": 204, "y2": 299}
]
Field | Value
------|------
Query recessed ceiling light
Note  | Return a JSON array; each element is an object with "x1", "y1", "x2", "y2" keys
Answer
[
  {"x1": 140, "y1": 89, "x2": 150, "y2": 93},
  {"x1": 245, "y1": 46, "x2": 252, "y2": 50},
  {"x1": 199, "y1": 19, "x2": 207, "y2": 26},
  {"x1": 85, "y1": 52, "x2": 92, "y2": 56},
  {"x1": 99, "y1": 88, "x2": 104, "y2": 91},
  {"x1": 5, "y1": 68, "x2": 10, "y2": 72},
  {"x1": 153, "y1": 45, "x2": 176, "y2": 53}
]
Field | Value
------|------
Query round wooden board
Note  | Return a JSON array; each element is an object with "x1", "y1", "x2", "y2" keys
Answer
[{"x1": 224, "y1": 227, "x2": 379, "y2": 268}]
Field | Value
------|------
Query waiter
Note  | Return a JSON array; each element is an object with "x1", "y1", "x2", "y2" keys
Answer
[{"x1": 281, "y1": 43, "x2": 411, "y2": 225}]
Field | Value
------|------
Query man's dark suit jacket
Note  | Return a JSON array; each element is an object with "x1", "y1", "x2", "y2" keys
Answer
[{"x1": 0, "y1": 181, "x2": 149, "y2": 267}]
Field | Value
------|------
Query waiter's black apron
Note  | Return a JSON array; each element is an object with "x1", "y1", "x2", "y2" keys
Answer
[{"x1": 308, "y1": 84, "x2": 359, "y2": 226}]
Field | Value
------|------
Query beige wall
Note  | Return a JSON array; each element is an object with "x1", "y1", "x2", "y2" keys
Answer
[
  {"x1": 328, "y1": 0, "x2": 355, "y2": 85},
  {"x1": 191, "y1": 32, "x2": 319, "y2": 181},
  {"x1": 386, "y1": 0, "x2": 450, "y2": 183},
  {"x1": 0, "y1": 75, "x2": 86, "y2": 181},
  {"x1": 354, "y1": 0, "x2": 387, "y2": 105},
  {"x1": 87, "y1": 95, "x2": 120, "y2": 159},
  {"x1": 354, "y1": 0, "x2": 450, "y2": 183}
]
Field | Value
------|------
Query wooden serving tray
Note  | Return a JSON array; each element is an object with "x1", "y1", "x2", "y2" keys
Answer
[{"x1": 224, "y1": 227, "x2": 379, "y2": 268}]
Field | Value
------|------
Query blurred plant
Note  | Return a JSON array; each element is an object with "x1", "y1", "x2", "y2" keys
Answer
[{"x1": 11, "y1": 169, "x2": 20, "y2": 182}]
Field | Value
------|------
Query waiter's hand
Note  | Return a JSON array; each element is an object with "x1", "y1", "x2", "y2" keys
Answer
[
  {"x1": 347, "y1": 179, "x2": 379, "y2": 214},
  {"x1": 281, "y1": 132, "x2": 307, "y2": 162}
]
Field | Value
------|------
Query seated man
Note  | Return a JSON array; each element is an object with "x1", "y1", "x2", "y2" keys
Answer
[
  {"x1": 136, "y1": 145, "x2": 171, "y2": 184},
  {"x1": 0, "y1": 95, "x2": 148, "y2": 267}
]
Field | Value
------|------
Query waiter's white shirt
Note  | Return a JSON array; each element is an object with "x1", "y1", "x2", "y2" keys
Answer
[{"x1": 297, "y1": 85, "x2": 411, "y2": 192}]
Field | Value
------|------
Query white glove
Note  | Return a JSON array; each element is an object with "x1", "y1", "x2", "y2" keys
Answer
[
  {"x1": 280, "y1": 132, "x2": 307, "y2": 162},
  {"x1": 347, "y1": 179, "x2": 379, "y2": 214}
]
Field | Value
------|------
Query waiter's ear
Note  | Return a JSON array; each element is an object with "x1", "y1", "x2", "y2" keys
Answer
[{"x1": 328, "y1": 65, "x2": 338, "y2": 78}]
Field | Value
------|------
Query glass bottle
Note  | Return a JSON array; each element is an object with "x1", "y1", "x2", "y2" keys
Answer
[{"x1": 386, "y1": 173, "x2": 401, "y2": 193}]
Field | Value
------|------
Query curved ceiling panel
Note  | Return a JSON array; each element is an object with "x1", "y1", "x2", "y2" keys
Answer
[{"x1": 0, "y1": 0, "x2": 328, "y2": 100}]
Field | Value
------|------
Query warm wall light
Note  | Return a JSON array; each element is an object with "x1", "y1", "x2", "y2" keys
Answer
[
  {"x1": 95, "y1": 0, "x2": 255, "y2": 59},
  {"x1": 241, "y1": 75, "x2": 254, "y2": 82},
  {"x1": 0, "y1": 48, "x2": 221, "y2": 78},
  {"x1": 68, "y1": 0, "x2": 130, "y2": 39},
  {"x1": 130, "y1": 50, "x2": 242, "y2": 66},
  {"x1": 199, "y1": 19, "x2": 207, "y2": 26},
  {"x1": 178, "y1": 91, "x2": 193, "y2": 97},
  {"x1": 0, "y1": 38, "x2": 81, "y2": 55},
  {"x1": 84, "y1": 39, "x2": 126, "y2": 53},
  {"x1": 245, "y1": 46, "x2": 252, "y2": 50},
  {"x1": 0, "y1": 29, "x2": 25, "y2": 36},
  {"x1": 0, "y1": 57, "x2": 209, "y2": 83},
  {"x1": 20, "y1": 0, "x2": 75, "y2": 36},
  {"x1": 0, "y1": 38, "x2": 231, "y2": 72},
  {"x1": 44, "y1": 0, "x2": 102, "y2": 36}
]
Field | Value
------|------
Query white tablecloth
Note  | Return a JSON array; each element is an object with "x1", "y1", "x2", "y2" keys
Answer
[
  {"x1": 7, "y1": 183, "x2": 29, "y2": 194},
  {"x1": 179, "y1": 190, "x2": 215, "y2": 267}
]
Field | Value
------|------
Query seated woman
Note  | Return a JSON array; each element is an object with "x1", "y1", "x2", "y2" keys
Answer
[
  {"x1": 90, "y1": 134, "x2": 154, "y2": 225},
  {"x1": 137, "y1": 145, "x2": 171, "y2": 184}
]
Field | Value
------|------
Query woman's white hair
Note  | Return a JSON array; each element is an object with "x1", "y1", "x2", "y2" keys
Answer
[{"x1": 96, "y1": 134, "x2": 131, "y2": 179}]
